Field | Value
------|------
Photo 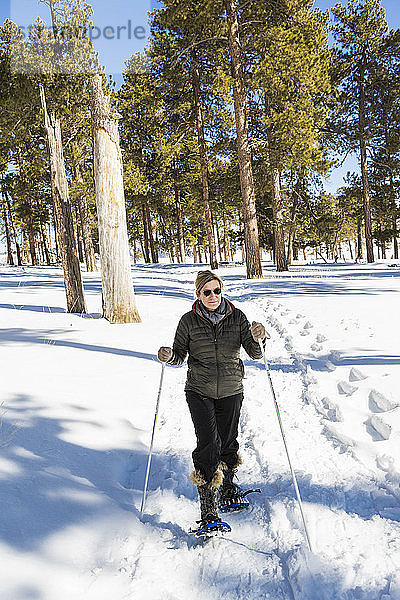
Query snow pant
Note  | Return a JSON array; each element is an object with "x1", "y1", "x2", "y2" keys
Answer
[{"x1": 185, "y1": 390, "x2": 243, "y2": 485}]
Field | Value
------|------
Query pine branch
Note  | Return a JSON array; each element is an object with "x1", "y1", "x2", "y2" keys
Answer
[{"x1": 172, "y1": 37, "x2": 228, "y2": 67}]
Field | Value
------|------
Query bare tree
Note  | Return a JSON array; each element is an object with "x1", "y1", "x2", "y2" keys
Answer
[
  {"x1": 40, "y1": 85, "x2": 87, "y2": 313},
  {"x1": 91, "y1": 74, "x2": 141, "y2": 324}
]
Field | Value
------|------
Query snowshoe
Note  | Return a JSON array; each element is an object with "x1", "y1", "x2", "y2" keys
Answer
[
  {"x1": 218, "y1": 485, "x2": 261, "y2": 513},
  {"x1": 189, "y1": 518, "x2": 231, "y2": 537}
]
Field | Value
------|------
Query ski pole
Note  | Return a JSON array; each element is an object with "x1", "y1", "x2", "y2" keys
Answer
[
  {"x1": 140, "y1": 362, "x2": 166, "y2": 516},
  {"x1": 259, "y1": 338, "x2": 313, "y2": 553}
]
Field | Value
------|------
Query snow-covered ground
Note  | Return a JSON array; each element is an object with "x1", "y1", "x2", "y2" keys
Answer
[{"x1": 1, "y1": 260, "x2": 400, "y2": 600}]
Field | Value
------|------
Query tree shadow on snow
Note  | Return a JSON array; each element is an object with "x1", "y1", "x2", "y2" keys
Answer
[
  {"x1": 1, "y1": 394, "x2": 398, "y2": 600},
  {"x1": 0, "y1": 328, "x2": 159, "y2": 362},
  {"x1": 0, "y1": 394, "x2": 192, "y2": 552}
]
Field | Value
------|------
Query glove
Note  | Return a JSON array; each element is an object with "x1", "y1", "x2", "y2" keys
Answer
[
  {"x1": 250, "y1": 321, "x2": 266, "y2": 341},
  {"x1": 158, "y1": 346, "x2": 173, "y2": 363}
]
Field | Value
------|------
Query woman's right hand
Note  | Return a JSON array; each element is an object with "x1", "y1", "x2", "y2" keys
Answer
[{"x1": 158, "y1": 346, "x2": 173, "y2": 362}]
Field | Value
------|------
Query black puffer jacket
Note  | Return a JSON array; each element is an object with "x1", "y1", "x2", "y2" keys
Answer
[{"x1": 168, "y1": 299, "x2": 262, "y2": 399}]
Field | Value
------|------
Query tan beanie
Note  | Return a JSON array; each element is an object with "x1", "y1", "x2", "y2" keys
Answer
[{"x1": 195, "y1": 270, "x2": 224, "y2": 296}]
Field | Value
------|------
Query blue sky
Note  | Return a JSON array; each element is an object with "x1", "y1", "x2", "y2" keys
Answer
[
  {"x1": 1, "y1": 0, "x2": 398, "y2": 77},
  {"x1": 1, "y1": 0, "x2": 399, "y2": 192}
]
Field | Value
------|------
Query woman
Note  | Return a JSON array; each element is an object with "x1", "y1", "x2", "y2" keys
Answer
[{"x1": 158, "y1": 270, "x2": 266, "y2": 533}]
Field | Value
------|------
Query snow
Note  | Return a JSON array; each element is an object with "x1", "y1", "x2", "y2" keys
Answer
[{"x1": 1, "y1": 260, "x2": 400, "y2": 599}]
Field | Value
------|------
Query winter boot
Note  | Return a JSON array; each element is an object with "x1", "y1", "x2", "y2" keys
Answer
[
  {"x1": 219, "y1": 468, "x2": 248, "y2": 512},
  {"x1": 219, "y1": 468, "x2": 240, "y2": 503},
  {"x1": 218, "y1": 467, "x2": 261, "y2": 512},
  {"x1": 198, "y1": 483, "x2": 220, "y2": 525}
]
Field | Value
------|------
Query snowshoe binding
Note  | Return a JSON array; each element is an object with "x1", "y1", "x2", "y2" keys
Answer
[
  {"x1": 218, "y1": 468, "x2": 261, "y2": 513},
  {"x1": 189, "y1": 517, "x2": 231, "y2": 537},
  {"x1": 218, "y1": 485, "x2": 261, "y2": 513}
]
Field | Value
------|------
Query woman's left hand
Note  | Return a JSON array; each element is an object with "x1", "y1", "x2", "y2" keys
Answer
[{"x1": 250, "y1": 321, "x2": 266, "y2": 341}]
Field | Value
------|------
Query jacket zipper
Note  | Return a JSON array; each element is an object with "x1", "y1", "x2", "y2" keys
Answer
[{"x1": 213, "y1": 324, "x2": 218, "y2": 399}]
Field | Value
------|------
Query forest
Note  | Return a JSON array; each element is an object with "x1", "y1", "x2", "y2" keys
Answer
[{"x1": 0, "y1": 0, "x2": 399, "y2": 280}]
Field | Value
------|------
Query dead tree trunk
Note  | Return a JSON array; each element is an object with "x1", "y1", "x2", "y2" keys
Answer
[
  {"x1": 40, "y1": 85, "x2": 87, "y2": 313},
  {"x1": 225, "y1": 0, "x2": 262, "y2": 279},
  {"x1": 91, "y1": 74, "x2": 140, "y2": 323},
  {"x1": 191, "y1": 53, "x2": 218, "y2": 269}
]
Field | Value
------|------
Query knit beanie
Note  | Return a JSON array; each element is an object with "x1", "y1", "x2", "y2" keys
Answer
[{"x1": 195, "y1": 270, "x2": 224, "y2": 296}]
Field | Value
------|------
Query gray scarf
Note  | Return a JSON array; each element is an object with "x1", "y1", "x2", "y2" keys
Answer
[{"x1": 198, "y1": 297, "x2": 227, "y2": 324}]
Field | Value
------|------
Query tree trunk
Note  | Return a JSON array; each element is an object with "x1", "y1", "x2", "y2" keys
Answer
[
  {"x1": 76, "y1": 223, "x2": 84, "y2": 263},
  {"x1": 292, "y1": 236, "x2": 299, "y2": 261},
  {"x1": 270, "y1": 167, "x2": 288, "y2": 271},
  {"x1": 141, "y1": 203, "x2": 151, "y2": 263},
  {"x1": 6, "y1": 194, "x2": 21, "y2": 265},
  {"x1": 2, "y1": 203, "x2": 14, "y2": 265},
  {"x1": 174, "y1": 175, "x2": 186, "y2": 263},
  {"x1": 225, "y1": 0, "x2": 262, "y2": 279},
  {"x1": 73, "y1": 158, "x2": 97, "y2": 272},
  {"x1": 358, "y1": 56, "x2": 374, "y2": 263},
  {"x1": 356, "y1": 216, "x2": 363, "y2": 261},
  {"x1": 40, "y1": 85, "x2": 87, "y2": 313},
  {"x1": 265, "y1": 93, "x2": 288, "y2": 272},
  {"x1": 393, "y1": 219, "x2": 398, "y2": 259},
  {"x1": 348, "y1": 240, "x2": 353, "y2": 260},
  {"x1": 39, "y1": 222, "x2": 51, "y2": 265},
  {"x1": 28, "y1": 227, "x2": 39, "y2": 265},
  {"x1": 143, "y1": 200, "x2": 158, "y2": 263},
  {"x1": 90, "y1": 74, "x2": 140, "y2": 323},
  {"x1": 191, "y1": 53, "x2": 218, "y2": 269},
  {"x1": 215, "y1": 217, "x2": 223, "y2": 263},
  {"x1": 0, "y1": 175, "x2": 14, "y2": 265},
  {"x1": 286, "y1": 177, "x2": 302, "y2": 265}
]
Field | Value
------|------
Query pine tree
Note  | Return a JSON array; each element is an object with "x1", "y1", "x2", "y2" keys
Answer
[
  {"x1": 331, "y1": 0, "x2": 391, "y2": 263},
  {"x1": 245, "y1": 0, "x2": 332, "y2": 271}
]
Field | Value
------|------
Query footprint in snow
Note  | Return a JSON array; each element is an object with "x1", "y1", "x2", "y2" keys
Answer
[
  {"x1": 311, "y1": 343, "x2": 322, "y2": 352},
  {"x1": 337, "y1": 381, "x2": 358, "y2": 396},
  {"x1": 300, "y1": 329, "x2": 310, "y2": 336},
  {"x1": 316, "y1": 334, "x2": 327, "y2": 343},
  {"x1": 349, "y1": 368, "x2": 367, "y2": 382},
  {"x1": 376, "y1": 454, "x2": 394, "y2": 473},
  {"x1": 321, "y1": 397, "x2": 343, "y2": 422},
  {"x1": 303, "y1": 321, "x2": 313, "y2": 329},
  {"x1": 366, "y1": 414, "x2": 392, "y2": 440},
  {"x1": 369, "y1": 389, "x2": 399, "y2": 413}
]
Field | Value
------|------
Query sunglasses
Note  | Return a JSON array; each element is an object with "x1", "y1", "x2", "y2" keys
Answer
[{"x1": 202, "y1": 287, "x2": 222, "y2": 297}]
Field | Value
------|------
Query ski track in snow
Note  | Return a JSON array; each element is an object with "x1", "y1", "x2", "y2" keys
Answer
[{"x1": 1, "y1": 262, "x2": 400, "y2": 599}]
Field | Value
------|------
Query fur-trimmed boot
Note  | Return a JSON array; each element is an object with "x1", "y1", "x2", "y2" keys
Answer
[
  {"x1": 219, "y1": 468, "x2": 238, "y2": 503},
  {"x1": 198, "y1": 484, "x2": 219, "y2": 525}
]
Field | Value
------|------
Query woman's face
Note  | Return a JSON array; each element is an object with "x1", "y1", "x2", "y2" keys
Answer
[{"x1": 198, "y1": 279, "x2": 222, "y2": 311}]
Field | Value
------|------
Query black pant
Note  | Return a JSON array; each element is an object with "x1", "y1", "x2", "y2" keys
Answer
[{"x1": 186, "y1": 390, "x2": 243, "y2": 484}]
